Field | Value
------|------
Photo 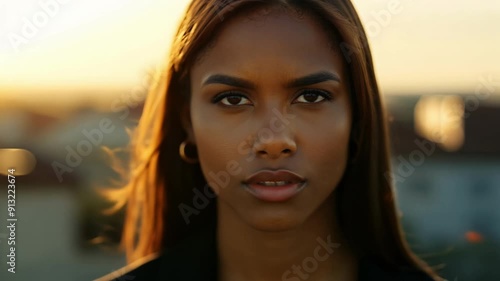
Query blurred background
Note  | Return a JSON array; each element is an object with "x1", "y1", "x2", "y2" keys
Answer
[{"x1": 0, "y1": 0, "x2": 499, "y2": 280}]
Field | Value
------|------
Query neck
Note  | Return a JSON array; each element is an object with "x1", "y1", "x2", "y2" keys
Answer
[{"x1": 216, "y1": 195, "x2": 358, "y2": 281}]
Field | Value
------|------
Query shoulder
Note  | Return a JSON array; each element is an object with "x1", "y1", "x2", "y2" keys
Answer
[
  {"x1": 96, "y1": 255, "x2": 435, "y2": 281},
  {"x1": 93, "y1": 226, "x2": 218, "y2": 281},
  {"x1": 93, "y1": 253, "x2": 163, "y2": 281},
  {"x1": 93, "y1": 246, "x2": 217, "y2": 281}
]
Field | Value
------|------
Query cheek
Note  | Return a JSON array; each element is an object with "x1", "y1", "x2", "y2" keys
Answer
[
  {"x1": 190, "y1": 100, "x2": 252, "y2": 167},
  {"x1": 193, "y1": 122, "x2": 230, "y2": 160},
  {"x1": 302, "y1": 113, "x2": 351, "y2": 187},
  {"x1": 316, "y1": 135, "x2": 350, "y2": 177},
  {"x1": 191, "y1": 116, "x2": 245, "y2": 194}
]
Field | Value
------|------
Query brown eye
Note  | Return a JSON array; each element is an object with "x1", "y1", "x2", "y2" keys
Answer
[
  {"x1": 225, "y1": 96, "x2": 244, "y2": 105},
  {"x1": 212, "y1": 92, "x2": 252, "y2": 106},
  {"x1": 294, "y1": 89, "x2": 333, "y2": 104}
]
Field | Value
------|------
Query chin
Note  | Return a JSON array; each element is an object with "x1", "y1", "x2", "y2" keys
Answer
[{"x1": 243, "y1": 209, "x2": 306, "y2": 233}]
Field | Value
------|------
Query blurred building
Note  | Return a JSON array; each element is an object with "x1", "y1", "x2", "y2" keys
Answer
[
  {"x1": 385, "y1": 94, "x2": 500, "y2": 280},
  {"x1": 0, "y1": 94, "x2": 499, "y2": 281}
]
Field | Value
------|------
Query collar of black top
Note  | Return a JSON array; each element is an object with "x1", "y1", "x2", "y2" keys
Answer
[{"x1": 96, "y1": 224, "x2": 434, "y2": 281}]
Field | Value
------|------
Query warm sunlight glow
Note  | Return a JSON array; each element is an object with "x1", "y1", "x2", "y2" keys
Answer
[
  {"x1": 1, "y1": 0, "x2": 499, "y2": 111},
  {"x1": 0, "y1": 148, "x2": 37, "y2": 175},
  {"x1": 0, "y1": 0, "x2": 191, "y2": 108},
  {"x1": 414, "y1": 95, "x2": 465, "y2": 152}
]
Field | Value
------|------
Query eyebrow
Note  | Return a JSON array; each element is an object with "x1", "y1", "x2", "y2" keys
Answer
[
  {"x1": 202, "y1": 71, "x2": 341, "y2": 89},
  {"x1": 288, "y1": 71, "x2": 341, "y2": 88},
  {"x1": 203, "y1": 74, "x2": 255, "y2": 89}
]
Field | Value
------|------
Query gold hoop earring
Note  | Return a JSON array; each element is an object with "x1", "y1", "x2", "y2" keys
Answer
[{"x1": 179, "y1": 140, "x2": 199, "y2": 164}]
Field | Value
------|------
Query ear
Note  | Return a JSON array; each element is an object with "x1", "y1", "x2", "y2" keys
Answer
[{"x1": 181, "y1": 103, "x2": 196, "y2": 144}]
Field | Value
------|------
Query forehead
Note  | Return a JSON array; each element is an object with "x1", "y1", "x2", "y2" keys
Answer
[{"x1": 191, "y1": 5, "x2": 345, "y2": 77}]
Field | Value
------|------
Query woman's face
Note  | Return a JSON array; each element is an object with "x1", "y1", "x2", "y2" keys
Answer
[{"x1": 184, "y1": 7, "x2": 352, "y2": 231}]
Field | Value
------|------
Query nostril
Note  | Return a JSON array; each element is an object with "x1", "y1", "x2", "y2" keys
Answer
[
  {"x1": 256, "y1": 150, "x2": 268, "y2": 157},
  {"x1": 258, "y1": 149, "x2": 292, "y2": 155}
]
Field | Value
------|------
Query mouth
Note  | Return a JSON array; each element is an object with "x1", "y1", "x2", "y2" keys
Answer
[
  {"x1": 254, "y1": 181, "x2": 293, "y2": 186},
  {"x1": 242, "y1": 169, "x2": 307, "y2": 202},
  {"x1": 243, "y1": 169, "x2": 305, "y2": 185}
]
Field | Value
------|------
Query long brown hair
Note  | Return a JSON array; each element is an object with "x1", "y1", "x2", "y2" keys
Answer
[{"x1": 102, "y1": 0, "x2": 442, "y2": 279}]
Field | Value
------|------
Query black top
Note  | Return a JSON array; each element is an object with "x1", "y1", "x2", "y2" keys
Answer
[{"x1": 94, "y1": 225, "x2": 434, "y2": 281}]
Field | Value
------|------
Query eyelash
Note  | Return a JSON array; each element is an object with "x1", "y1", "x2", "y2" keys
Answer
[{"x1": 211, "y1": 89, "x2": 333, "y2": 106}]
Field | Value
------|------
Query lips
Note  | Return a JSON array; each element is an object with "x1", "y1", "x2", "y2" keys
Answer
[
  {"x1": 241, "y1": 169, "x2": 307, "y2": 202},
  {"x1": 243, "y1": 169, "x2": 306, "y2": 185}
]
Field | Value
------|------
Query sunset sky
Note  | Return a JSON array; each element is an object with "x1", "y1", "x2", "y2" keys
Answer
[{"x1": 0, "y1": 0, "x2": 499, "y2": 112}]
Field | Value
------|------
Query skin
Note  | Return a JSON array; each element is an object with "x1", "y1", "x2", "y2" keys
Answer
[{"x1": 182, "y1": 6, "x2": 357, "y2": 281}]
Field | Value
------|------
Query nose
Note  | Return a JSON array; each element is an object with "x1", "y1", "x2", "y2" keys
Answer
[{"x1": 251, "y1": 120, "x2": 297, "y2": 160}]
